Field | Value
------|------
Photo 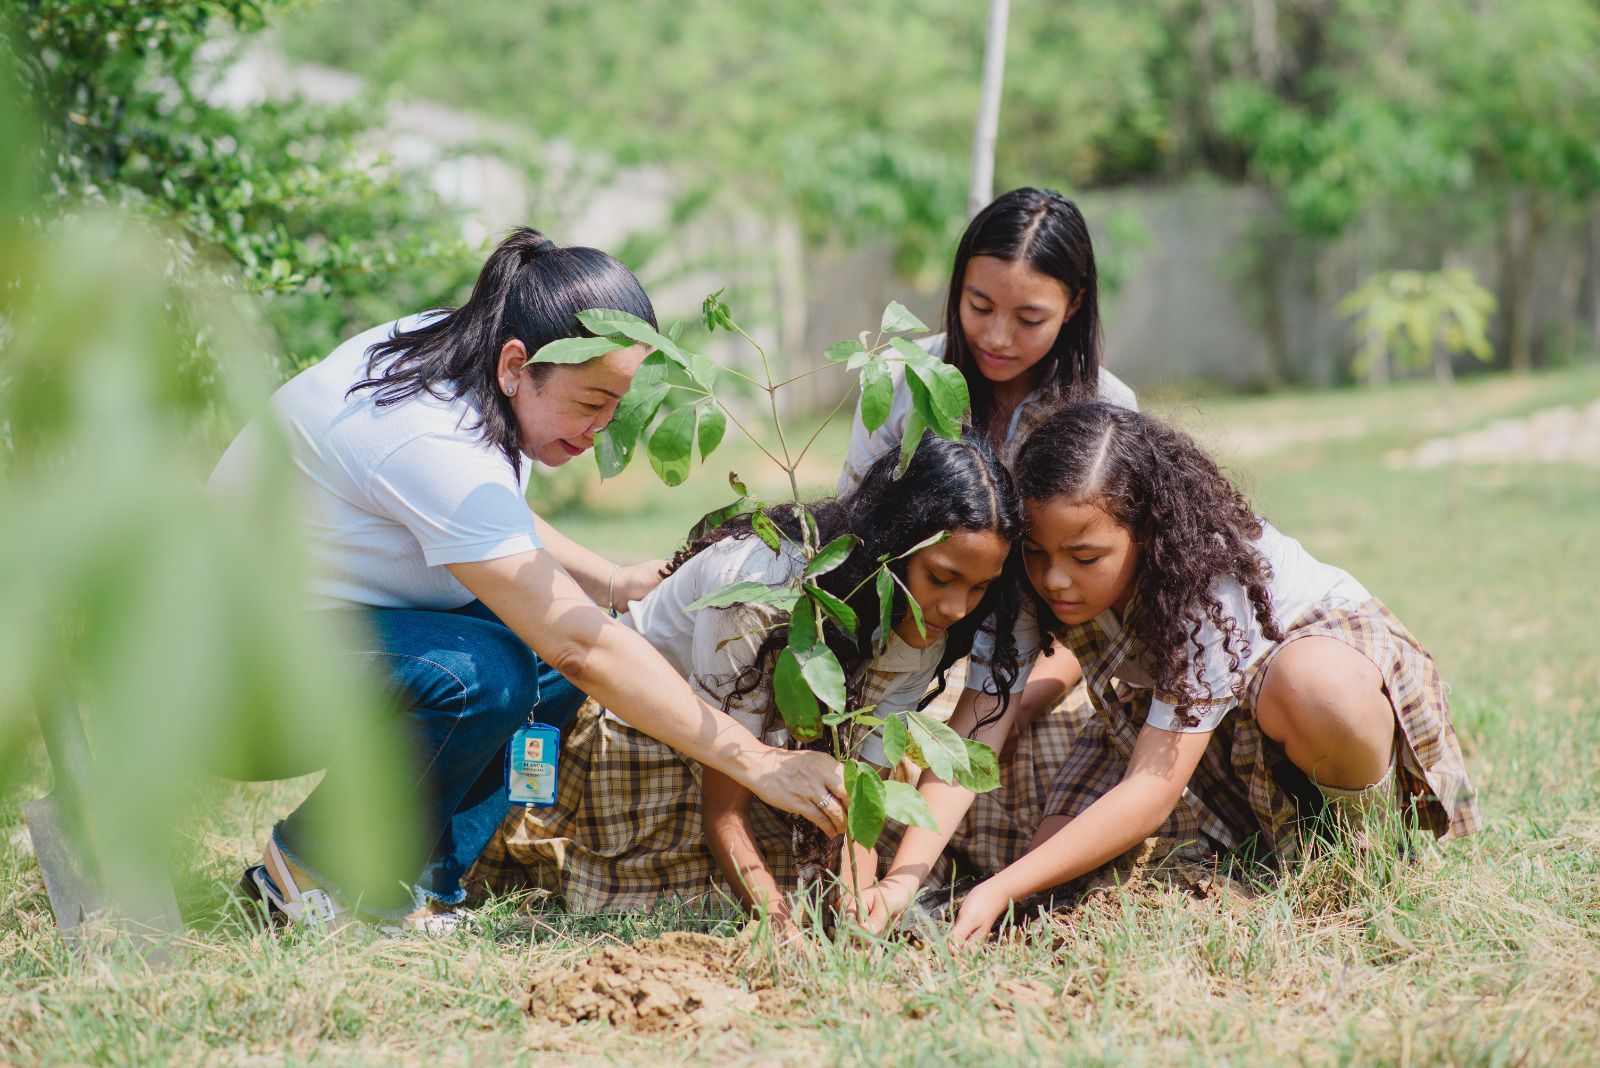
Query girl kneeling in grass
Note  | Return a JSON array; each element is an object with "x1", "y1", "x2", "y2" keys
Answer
[
  {"x1": 470, "y1": 434, "x2": 1025, "y2": 936},
  {"x1": 865, "y1": 403, "x2": 1481, "y2": 942}
]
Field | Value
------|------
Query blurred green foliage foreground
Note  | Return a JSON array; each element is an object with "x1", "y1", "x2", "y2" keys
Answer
[{"x1": 0, "y1": 25, "x2": 417, "y2": 928}]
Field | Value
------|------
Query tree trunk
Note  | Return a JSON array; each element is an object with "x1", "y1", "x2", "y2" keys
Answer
[
  {"x1": 967, "y1": 0, "x2": 1010, "y2": 219},
  {"x1": 1589, "y1": 202, "x2": 1600, "y2": 358},
  {"x1": 1251, "y1": 0, "x2": 1282, "y2": 85},
  {"x1": 1500, "y1": 189, "x2": 1548, "y2": 373}
]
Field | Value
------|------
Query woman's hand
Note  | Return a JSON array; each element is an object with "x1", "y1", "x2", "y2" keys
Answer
[
  {"x1": 743, "y1": 748, "x2": 848, "y2": 836},
  {"x1": 860, "y1": 871, "x2": 922, "y2": 934},
  {"x1": 948, "y1": 877, "x2": 1013, "y2": 947},
  {"x1": 611, "y1": 559, "x2": 668, "y2": 612}
]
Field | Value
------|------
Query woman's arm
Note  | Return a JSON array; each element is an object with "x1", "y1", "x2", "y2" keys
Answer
[
  {"x1": 449, "y1": 550, "x2": 847, "y2": 834},
  {"x1": 702, "y1": 768, "x2": 792, "y2": 929},
  {"x1": 529, "y1": 513, "x2": 664, "y2": 612},
  {"x1": 949, "y1": 723, "x2": 1213, "y2": 943}
]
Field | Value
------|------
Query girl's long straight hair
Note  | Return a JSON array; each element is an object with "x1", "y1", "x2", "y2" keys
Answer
[
  {"x1": 349, "y1": 227, "x2": 655, "y2": 477},
  {"x1": 942, "y1": 187, "x2": 1103, "y2": 440}
]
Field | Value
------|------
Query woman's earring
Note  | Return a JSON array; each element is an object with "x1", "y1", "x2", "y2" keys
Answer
[{"x1": 504, "y1": 382, "x2": 517, "y2": 397}]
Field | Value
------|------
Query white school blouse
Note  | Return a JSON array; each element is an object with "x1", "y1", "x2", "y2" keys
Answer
[{"x1": 618, "y1": 535, "x2": 948, "y2": 764}]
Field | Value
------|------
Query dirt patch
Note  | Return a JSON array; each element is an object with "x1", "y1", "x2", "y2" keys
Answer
[
  {"x1": 1388, "y1": 399, "x2": 1600, "y2": 469},
  {"x1": 526, "y1": 931, "x2": 765, "y2": 1033}
]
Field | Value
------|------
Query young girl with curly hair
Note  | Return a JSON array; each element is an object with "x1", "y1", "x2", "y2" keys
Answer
[
  {"x1": 470, "y1": 434, "x2": 1027, "y2": 935},
  {"x1": 864, "y1": 403, "x2": 1481, "y2": 942}
]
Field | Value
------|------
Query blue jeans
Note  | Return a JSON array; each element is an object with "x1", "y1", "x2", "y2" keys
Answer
[{"x1": 274, "y1": 600, "x2": 584, "y2": 918}]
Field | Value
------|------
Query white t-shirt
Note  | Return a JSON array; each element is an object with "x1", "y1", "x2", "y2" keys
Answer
[
  {"x1": 618, "y1": 535, "x2": 947, "y2": 764},
  {"x1": 991, "y1": 521, "x2": 1372, "y2": 732},
  {"x1": 837, "y1": 333, "x2": 1139, "y2": 493},
  {"x1": 208, "y1": 315, "x2": 541, "y2": 610}
]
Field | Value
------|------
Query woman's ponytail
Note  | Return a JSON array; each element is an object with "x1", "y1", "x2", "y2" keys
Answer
[{"x1": 349, "y1": 227, "x2": 654, "y2": 475}]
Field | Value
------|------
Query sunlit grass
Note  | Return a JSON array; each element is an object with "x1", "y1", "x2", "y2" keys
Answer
[{"x1": 3, "y1": 366, "x2": 1599, "y2": 1065}]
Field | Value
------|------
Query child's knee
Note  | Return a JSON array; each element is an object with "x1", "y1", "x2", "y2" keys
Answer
[{"x1": 1258, "y1": 637, "x2": 1389, "y2": 738}]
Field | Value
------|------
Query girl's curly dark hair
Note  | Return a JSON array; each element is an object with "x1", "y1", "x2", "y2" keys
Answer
[
  {"x1": 1012, "y1": 403, "x2": 1283, "y2": 721},
  {"x1": 665, "y1": 431, "x2": 1027, "y2": 736}
]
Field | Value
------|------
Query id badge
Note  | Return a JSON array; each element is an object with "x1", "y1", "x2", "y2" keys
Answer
[{"x1": 506, "y1": 722, "x2": 560, "y2": 807}]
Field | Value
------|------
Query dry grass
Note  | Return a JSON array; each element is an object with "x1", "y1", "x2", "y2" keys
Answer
[{"x1": 3, "y1": 366, "x2": 1599, "y2": 1066}]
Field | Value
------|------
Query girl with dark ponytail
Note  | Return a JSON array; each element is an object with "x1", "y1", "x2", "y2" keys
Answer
[
  {"x1": 471, "y1": 433, "x2": 1027, "y2": 937},
  {"x1": 210, "y1": 228, "x2": 850, "y2": 931}
]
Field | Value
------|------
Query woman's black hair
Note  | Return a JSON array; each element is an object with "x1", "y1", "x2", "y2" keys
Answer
[
  {"x1": 1012, "y1": 403, "x2": 1283, "y2": 722},
  {"x1": 348, "y1": 227, "x2": 656, "y2": 477},
  {"x1": 666, "y1": 431, "x2": 1027, "y2": 735},
  {"x1": 942, "y1": 187, "x2": 1103, "y2": 444}
]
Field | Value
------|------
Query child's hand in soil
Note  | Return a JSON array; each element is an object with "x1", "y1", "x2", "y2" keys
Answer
[
  {"x1": 859, "y1": 871, "x2": 921, "y2": 935},
  {"x1": 948, "y1": 877, "x2": 1011, "y2": 947}
]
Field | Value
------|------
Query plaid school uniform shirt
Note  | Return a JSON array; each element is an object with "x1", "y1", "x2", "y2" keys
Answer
[{"x1": 468, "y1": 545, "x2": 956, "y2": 912}]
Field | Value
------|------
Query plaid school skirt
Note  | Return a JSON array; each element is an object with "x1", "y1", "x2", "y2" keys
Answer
[
  {"x1": 884, "y1": 599, "x2": 1482, "y2": 888},
  {"x1": 467, "y1": 702, "x2": 804, "y2": 913}
]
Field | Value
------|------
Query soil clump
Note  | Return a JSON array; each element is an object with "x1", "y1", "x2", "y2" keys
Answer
[{"x1": 525, "y1": 931, "x2": 765, "y2": 1033}]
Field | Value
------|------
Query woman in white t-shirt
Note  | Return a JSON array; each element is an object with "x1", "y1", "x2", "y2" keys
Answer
[
  {"x1": 472, "y1": 434, "x2": 1027, "y2": 936},
  {"x1": 210, "y1": 229, "x2": 846, "y2": 928},
  {"x1": 863, "y1": 404, "x2": 1481, "y2": 940}
]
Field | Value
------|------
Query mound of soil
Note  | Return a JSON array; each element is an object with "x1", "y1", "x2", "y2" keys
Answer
[{"x1": 526, "y1": 932, "x2": 762, "y2": 1033}]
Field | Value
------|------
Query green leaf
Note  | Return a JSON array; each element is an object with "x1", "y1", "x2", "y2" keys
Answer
[
  {"x1": 774, "y1": 648, "x2": 822, "y2": 742},
  {"x1": 799, "y1": 507, "x2": 820, "y2": 552},
  {"x1": 888, "y1": 569, "x2": 925, "y2": 640},
  {"x1": 859, "y1": 360, "x2": 893, "y2": 433},
  {"x1": 874, "y1": 567, "x2": 895, "y2": 651},
  {"x1": 702, "y1": 288, "x2": 734, "y2": 333},
  {"x1": 646, "y1": 404, "x2": 696, "y2": 486},
  {"x1": 527, "y1": 335, "x2": 630, "y2": 365},
  {"x1": 751, "y1": 510, "x2": 783, "y2": 553},
  {"x1": 667, "y1": 321, "x2": 685, "y2": 344},
  {"x1": 787, "y1": 597, "x2": 818, "y2": 651},
  {"x1": 893, "y1": 529, "x2": 951, "y2": 561},
  {"x1": 953, "y1": 738, "x2": 1001, "y2": 793},
  {"x1": 844, "y1": 761, "x2": 887, "y2": 848},
  {"x1": 827, "y1": 339, "x2": 867, "y2": 363},
  {"x1": 593, "y1": 381, "x2": 668, "y2": 479},
  {"x1": 632, "y1": 350, "x2": 672, "y2": 391},
  {"x1": 880, "y1": 300, "x2": 927, "y2": 334},
  {"x1": 576, "y1": 308, "x2": 687, "y2": 368},
  {"x1": 797, "y1": 641, "x2": 847, "y2": 712},
  {"x1": 881, "y1": 713, "x2": 909, "y2": 765},
  {"x1": 697, "y1": 403, "x2": 726, "y2": 459},
  {"x1": 688, "y1": 352, "x2": 720, "y2": 391},
  {"x1": 687, "y1": 494, "x2": 756, "y2": 542},
  {"x1": 804, "y1": 534, "x2": 859, "y2": 579},
  {"x1": 907, "y1": 360, "x2": 970, "y2": 438},
  {"x1": 728, "y1": 471, "x2": 749, "y2": 496},
  {"x1": 594, "y1": 428, "x2": 630, "y2": 480},
  {"x1": 882, "y1": 779, "x2": 939, "y2": 831},
  {"x1": 906, "y1": 710, "x2": 970, "y2": 783},
  {"x1": 806, "y1": 583, "x2": 857, "y2": 637},
  {"x1": 888, "y1": 336, "x2": 936, "y2": 367},
  {"x1": 822, "y1": 707, "x2": 854, "y2": 727},
  {"x1": 685, "y1": 580, "x2": 801, "y2": 612},
  {"x1": 897, "y1": 405, "x2": 928, "y2": 476}
]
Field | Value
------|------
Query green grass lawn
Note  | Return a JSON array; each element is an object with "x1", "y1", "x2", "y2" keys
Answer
[{"x1": 3, "y1": 367, "x2": 1599, "y2": 1065}]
